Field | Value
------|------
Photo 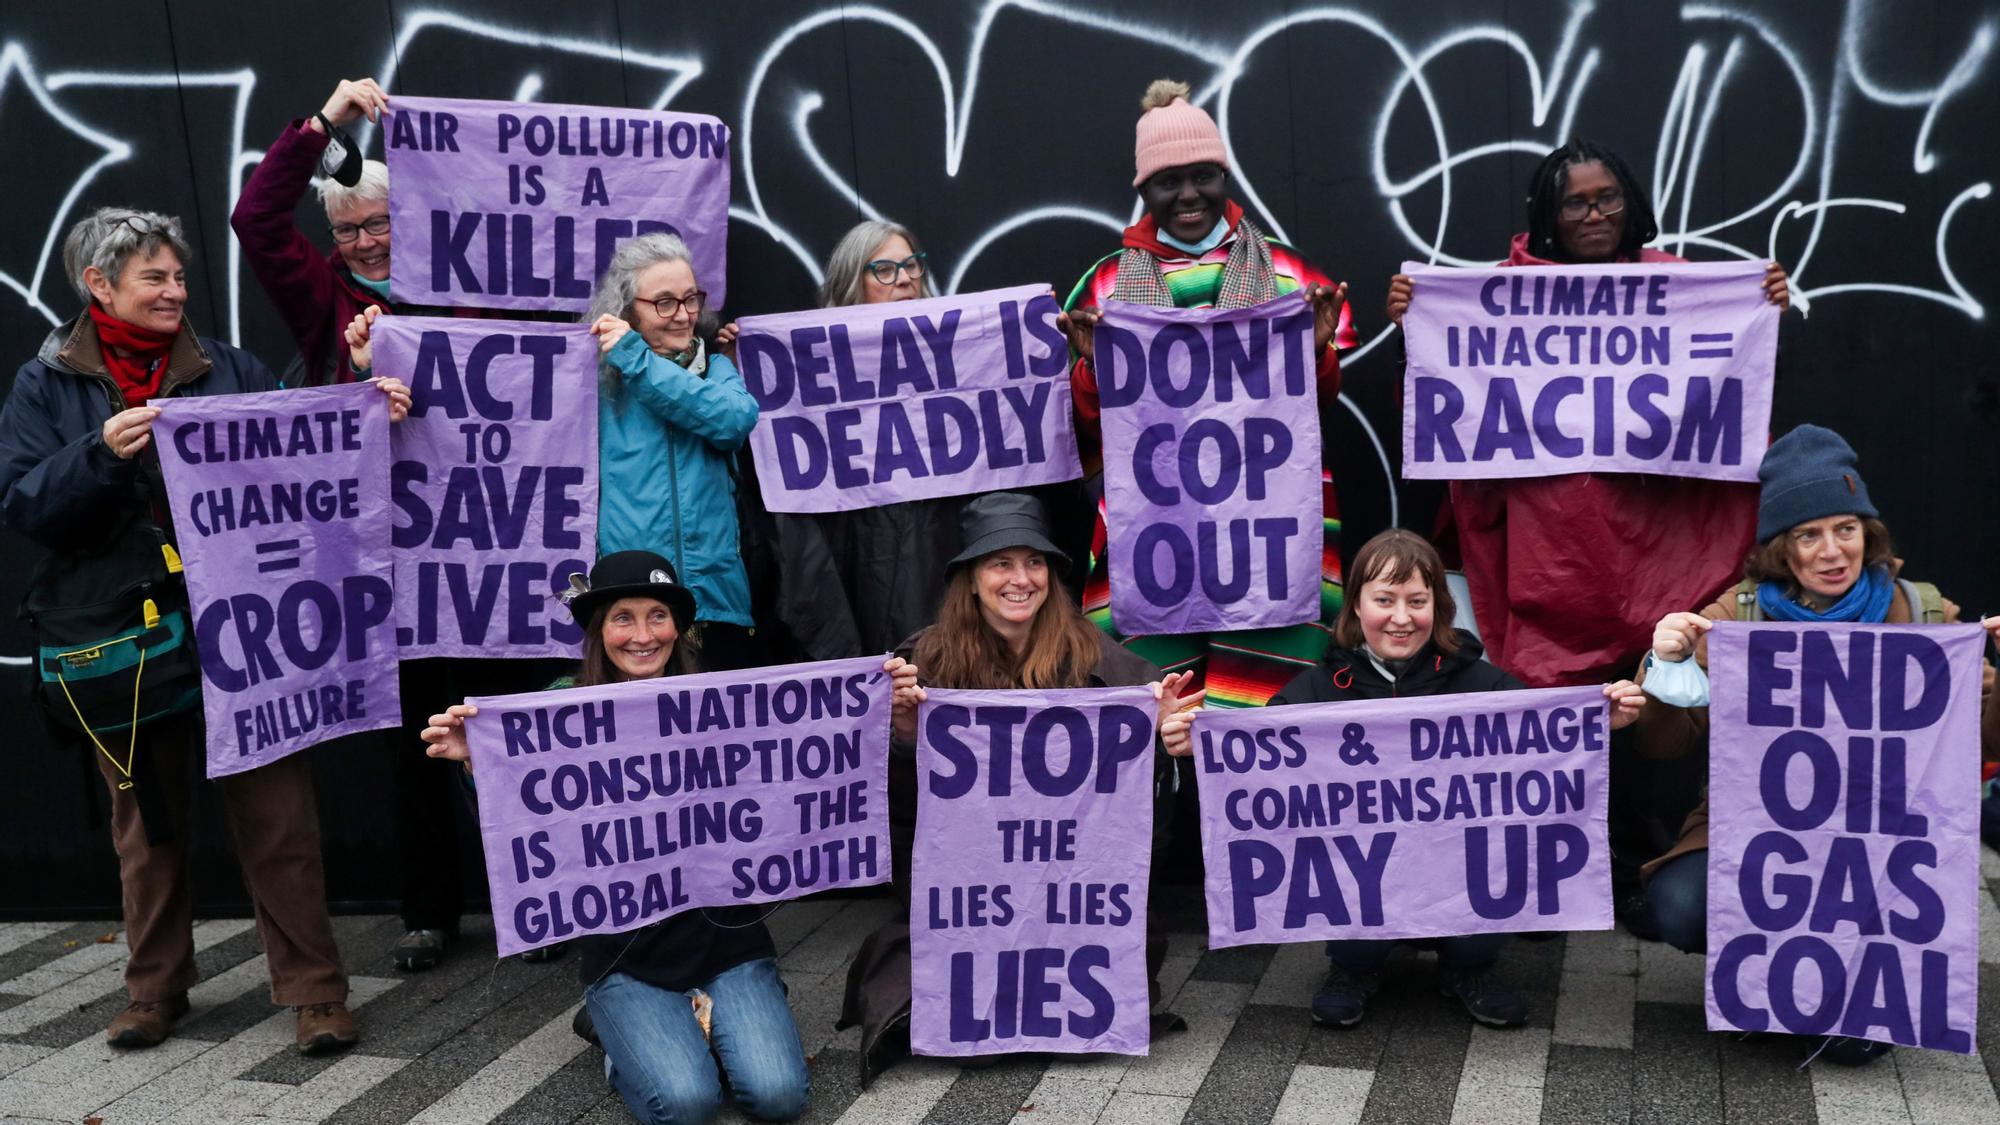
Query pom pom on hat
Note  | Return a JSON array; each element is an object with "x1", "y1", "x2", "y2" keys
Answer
[{"x1": 1133, "y1": 78, "x2": 1228, "y2": 187}]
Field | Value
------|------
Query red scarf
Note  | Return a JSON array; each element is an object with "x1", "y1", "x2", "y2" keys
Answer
[{"x1": 87, "y1": 305, "x2": 177, "y2": 408}]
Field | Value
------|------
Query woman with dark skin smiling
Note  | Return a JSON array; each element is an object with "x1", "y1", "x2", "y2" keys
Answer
[{"x1": 1058, "y1": 78, "x2": 1358, "y2": 714}]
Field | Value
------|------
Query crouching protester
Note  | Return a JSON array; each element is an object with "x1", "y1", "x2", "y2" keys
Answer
[
  {"x1": 0, "y1": 208, "x2": 407, "y2": 1053},
  {"x1": 1260, "y1": 530, "x2": 1643, "y2": 1030},
  {"x1": 837, "y1": 492, "x2": 1201, "y2": 1084},
  {"x1": 421, "y1": 551, "x2": 891, "y2": 1124},
  {"x1": 1633, "y1": 424, "x2": 2000, "y2": 1066}
]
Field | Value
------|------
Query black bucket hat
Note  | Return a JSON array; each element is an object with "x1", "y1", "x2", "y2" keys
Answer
[
  {"x1": 561, "y1": 550, "x2": 698, "y2": 630},
  {"x1": 947, "y1": 492, "x2": 1070, "y2": 570}
]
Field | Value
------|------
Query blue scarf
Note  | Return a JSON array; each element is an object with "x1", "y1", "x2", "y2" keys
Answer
[{"x1": 1756, "y1": 565, "x2": 1894, "y2": 623}]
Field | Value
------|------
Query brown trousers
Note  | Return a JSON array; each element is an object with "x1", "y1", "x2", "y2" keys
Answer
[{"x1": 97, "y1": 717, "x2": 348, "y2": 1005}]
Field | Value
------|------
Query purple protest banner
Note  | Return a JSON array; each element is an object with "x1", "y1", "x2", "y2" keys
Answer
[
  {"x1": 737, "y1": 285, "x2": 1081, "y2": 513},
  {"x1": 1705, "y1": 621, "x2": 1984, "y2": 1052},
  {"x1": 910, "y1": 686, "x2": 1157, "y2": 1057},
  {"x1": 152, "y1": 383, "x2": 400, "y2": 778},
  {"x1": 1194, "y1": 685, "x2": 1612, "y2": 947},
  {"x1": 1094, "y1": 295, "x2": 1322, "y2": 635},
  {"x1": 386, "y1": 95, "x2": 731, "y2": 313},
  {"x1": 371, "y1": 317, "x2": 597, "y2": 659},
  {"x1": 1401, "y1": 260, "x2": 1778, "y2": 482},
  {"x1": 462, "y1": 656, "x2": 892, "y2": 957}
]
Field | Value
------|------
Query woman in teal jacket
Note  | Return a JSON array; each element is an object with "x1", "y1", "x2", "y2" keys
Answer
[{"x1": 585, "y1": 234, "x2": 760, "y2": 669}]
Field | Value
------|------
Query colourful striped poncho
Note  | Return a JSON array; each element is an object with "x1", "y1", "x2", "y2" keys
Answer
[{"x1": 1063, "y1": 202, "x2": 1358, "y2": 707}]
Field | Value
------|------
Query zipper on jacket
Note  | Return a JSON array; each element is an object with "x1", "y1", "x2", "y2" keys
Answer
[{"x1": 666, "y1": 445, "x2": 685, "y2": 579}]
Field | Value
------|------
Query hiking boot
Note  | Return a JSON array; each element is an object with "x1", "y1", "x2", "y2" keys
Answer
[
  {"x1": 1310, "y1": 964, "x2": 1378, "y2": 1028},
  {"x1": 295, "y1": 1001, "x2": 359, "y2": 1055},
  {"x1": 393, "y1": 928, "x2": 449, "y2": 972},
  {"x1": 1439, "y1": 965, "x2": 1528, "y2": 1028},
  {"x1": 106, "y1": 994, "x2": 190, "y2": 1048},
  {"x1": 520, "y1": 940, "x2": 567, "y2": 964},
  {"x1": 1819, "y1": 1036, "x2": 1894, "y2": 1066}
]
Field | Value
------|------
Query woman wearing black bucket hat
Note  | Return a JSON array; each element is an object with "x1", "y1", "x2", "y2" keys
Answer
[
  {"x1": 422, "y1": 549, "x2": 922, "y2": 1124},
  {"x1": 836, "y1": 492, "x2": 1203, "y2": 1085}
]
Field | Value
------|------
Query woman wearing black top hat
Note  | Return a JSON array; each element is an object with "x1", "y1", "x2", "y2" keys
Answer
[
  {"x1": 837, "y1": 492, "x2": 1201, "y2": 1084},
  {"x1": 422, "y1": 550, "x2": 923, "y2": 1124}
]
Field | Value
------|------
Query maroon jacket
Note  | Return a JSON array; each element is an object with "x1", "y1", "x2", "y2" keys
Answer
[
  {"x1": 231, "y1": 120, "x2": 487, "y2": 386},
  {"x1": 230, "y1": 121, "x2": 379, "y2": 386}
]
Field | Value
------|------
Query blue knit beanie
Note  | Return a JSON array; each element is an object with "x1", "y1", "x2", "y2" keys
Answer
[{"x1": 1756, "y1": 424, "x2": 1877, "y2": 542}]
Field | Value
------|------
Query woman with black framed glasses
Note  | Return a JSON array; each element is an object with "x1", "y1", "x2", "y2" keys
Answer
[
  {"x1": 579, "y1": 233, "x2": 762, "y2": 671},
  {"x1": 748, "y1": 220, "x2": 986, "y2": 665}
]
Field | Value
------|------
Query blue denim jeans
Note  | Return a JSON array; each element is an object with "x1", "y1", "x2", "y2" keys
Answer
[
  {"x1": 1326, "y1": 932, "x2": 1509, "y2": 974},
  {"x1": 585, "y1": 957, "x2": 810, "y2": 1125},
  {"x1": 1646, "y1": 850, "x2": 1708, "y2": 954}
]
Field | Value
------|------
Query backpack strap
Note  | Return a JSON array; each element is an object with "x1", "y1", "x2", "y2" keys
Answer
[{"x1": 1897, "y1": 578, "x2": 1947, "y2": 624}]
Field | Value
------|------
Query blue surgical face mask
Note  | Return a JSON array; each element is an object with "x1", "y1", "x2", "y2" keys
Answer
[
  {"x1": 350, "y1": 273, "x2": 391, "y2": 301},
  {"x1": 1158, "y1": 216, "x2": 1228, "y2": 257}
]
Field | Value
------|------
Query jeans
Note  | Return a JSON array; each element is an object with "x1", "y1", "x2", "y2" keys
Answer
[
  {"x1": 1647, "y1": 850, "x2": 1708, "y2": 954},
  {"x1": 585, "y1": 958, "x2": 809, "y2": 1125},
  {"x1": 1326, "y1": 933, "x2": 1509, "y2": 974}
]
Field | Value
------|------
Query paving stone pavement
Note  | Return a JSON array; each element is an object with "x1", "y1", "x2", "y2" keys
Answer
[{"x1": 3, "y1": 848, "x2": 1998, "y2": 1124}]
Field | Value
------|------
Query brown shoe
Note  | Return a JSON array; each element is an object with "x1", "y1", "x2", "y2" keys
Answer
[
  {"x1": 106, "y1": 994, "x2": 191, "y2": 1048},
  {"x1": 295, "y1": 1000, "x2": 359, "y2": 1056}
]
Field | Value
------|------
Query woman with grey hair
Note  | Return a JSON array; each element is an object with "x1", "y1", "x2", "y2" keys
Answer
[
  {"x1": 0, "y1": 206, "x2": 410, "y2": 1057},
  {"x1": 585, "y1": 232, "x2": 761, "y2": 668},
  {"x1": 754, "y1": 220, "x2": 968, "y2": 662},
  {"x1": 231, "y1": 77, "x2": 416, "y2": 388}
]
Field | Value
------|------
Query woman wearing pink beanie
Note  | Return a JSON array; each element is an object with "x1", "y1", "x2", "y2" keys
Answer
[{"x1": 1058, "y1": 79, "x2": 1357, "y2": 712}]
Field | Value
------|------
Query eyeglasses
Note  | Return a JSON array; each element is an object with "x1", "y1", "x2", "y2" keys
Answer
[
  {"x1": 865, "y1": 253, "x2": 927, "y2": 285},
  {"x1": 1558, "y1": 191, "x2": 1625, "y2": 222},
  {"x1": 329, "y1": 215, "x2": 391, "y2": 244},
  {"x1": 640, "y1": 290, "x2": 707, "y2": 318}
]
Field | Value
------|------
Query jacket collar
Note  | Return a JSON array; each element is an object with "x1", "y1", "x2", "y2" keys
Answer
[{"x1": 44, "y1": 310, "x2": 214, "y2": 394}]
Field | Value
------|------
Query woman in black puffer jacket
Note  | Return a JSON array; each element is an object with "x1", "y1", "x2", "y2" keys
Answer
[{"x1": 1266, "y1": 530, "x2": 1642, "y2": 1032}]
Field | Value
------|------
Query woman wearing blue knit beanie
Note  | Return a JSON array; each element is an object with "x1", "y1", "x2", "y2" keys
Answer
[{"x1": 1624, "y1": 424, "x2": 2000, "y2": 1067}]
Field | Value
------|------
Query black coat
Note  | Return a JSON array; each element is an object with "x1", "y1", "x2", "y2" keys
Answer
[
  {"x1": 1, "y1": 314, "x2": 280, "y2": 556},
  {"x1": 1270, "y1": 629, "x2": 1523, "y2": 706}
]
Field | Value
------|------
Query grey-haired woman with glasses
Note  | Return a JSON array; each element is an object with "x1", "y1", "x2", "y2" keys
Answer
[
  {"x1": 580, "y1": 233, "x2": 762, "y2": 670},
  {"x1": 747, "y1": 220, "x2": 972, "y2": 664}
]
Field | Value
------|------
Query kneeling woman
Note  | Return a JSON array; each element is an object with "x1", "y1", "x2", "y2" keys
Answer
[
  {"x1": 423, "y1": 552, "x2": 912, "y2": 1123},
  {"x1": 1261, "y1": 530, "x2": 1642, "y2": 1029},
  {"x1": 1635, "y1": 424, "x2": 2000, "y2": 1065}
]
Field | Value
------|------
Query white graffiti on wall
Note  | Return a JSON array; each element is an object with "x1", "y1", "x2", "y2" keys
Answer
[{"x1": 2, "y1": 0, "x2": 1993, "y2": 535}]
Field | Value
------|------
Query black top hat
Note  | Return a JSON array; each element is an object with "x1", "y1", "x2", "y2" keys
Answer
[
  {"x1": 562, "y1": 551, "x2": 698, "y2": 630},
  {"x1": 947, "y1": 492, "x2": 1071, "y2": 570}
]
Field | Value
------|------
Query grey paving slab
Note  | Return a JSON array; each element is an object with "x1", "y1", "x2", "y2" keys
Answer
[
  {"x1": 1629, "y1": 1001, "x2": 1721, "y2": 1125},
  {"x1": 1269, "y1": 1064, "x2": 1372, "y2": 1125},
  {"x1": 1183, "y1": 1002, "x2": 1312, "y2": 1125},
  {"x1": 793, "y1": 1046, "x2": 867, "y2": 1125},
  {"x1": 1716, "y1": 1030, "x2": 1816, "y2": 1125},
  {"x1": 1355, "y1": 954, "x2": 1475, "y2": 1125},
  {"x1": 1537, "y1": 1043, "x2": 1632, "y2": 1125},
  {"x1": 917, "y1": 1055, "x2": 1045, "y2": 1125},
  {"x1": 484, "y1": 1042, "x2": 610, "y2": 1125},
  {"x1": 1187, "y1": 943, "x2": 1275, "y2": 985}
]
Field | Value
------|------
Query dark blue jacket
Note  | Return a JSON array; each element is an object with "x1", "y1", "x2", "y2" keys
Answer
[{"x1": 0, "y1": 313, "x2": 279, "y2": 556}]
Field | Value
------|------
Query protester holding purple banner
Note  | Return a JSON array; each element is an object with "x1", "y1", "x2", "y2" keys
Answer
[
  {"x1": 1265, "y1": 530, "x2": 1644, "y2": 1030},
  {"x1": 753, "y1": 220, "x2": 972, "y2": 662},
  {"x1": 837, "y1": 491, "x2": 1201, "y2": 1084},
  {"x1": 1386, "y1": 139, "x2": 1789, "y2": 693},
  {"x1": 0, "y1": 207, "x2": 411, "y2": 1055},
  {"x1": 423, "y1": 549, "x2": 885, "y2": 1123},
  {"x1": 1059, "y1": 79, "x2": 1356, "y2": 712},
  {"x1": 584, "y1": 233, "x2": 761, "y2": 671},
  {"x1": 1632, "y1": 423, "x2": 2000, "y2": 1066}
]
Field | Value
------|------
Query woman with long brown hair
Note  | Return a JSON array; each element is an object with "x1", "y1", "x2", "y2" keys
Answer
[{"x1": 840, "y1": 491, "x2": 1199, "y2": 1084}]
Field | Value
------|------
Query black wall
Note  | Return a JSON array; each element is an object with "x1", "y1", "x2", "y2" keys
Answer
[{"x1": 4, "y1": 1, "x2": 1996, "y2": 915}]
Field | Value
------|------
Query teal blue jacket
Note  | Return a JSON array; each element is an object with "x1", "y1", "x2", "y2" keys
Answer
[{"x1": 597, "y1": 333, "x2": 757, "y2": 626}]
